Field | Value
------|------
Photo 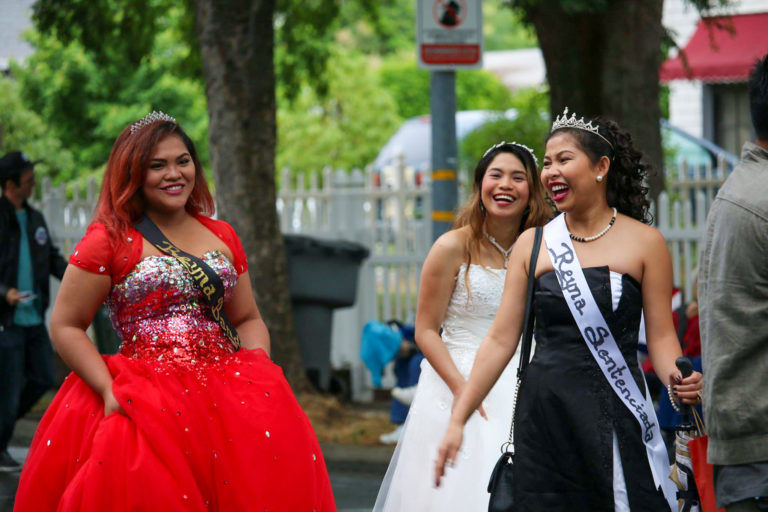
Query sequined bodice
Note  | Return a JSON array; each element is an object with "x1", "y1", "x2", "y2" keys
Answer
[
  {"x1": 441, "y1": 264, "x2": 506, "y2": 375},
  {"x1": 107, "y1": 251, "x2": 238, "y2": 366}
]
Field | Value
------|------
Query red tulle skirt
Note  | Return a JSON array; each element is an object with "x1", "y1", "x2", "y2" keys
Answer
[{"x1": 14, "y1": 349, "x2": 336, "y2": 511}]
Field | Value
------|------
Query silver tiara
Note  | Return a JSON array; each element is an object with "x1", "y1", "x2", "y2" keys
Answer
[
  {"x1": 130, "y1": 110, "x2": 177, "y2": 135},
  {"x1": 551, "y1": 107, "x2": 613, "y2": 148},
  {"x1": 483, "y1": 141, "x2": 539, "y2": 167}
]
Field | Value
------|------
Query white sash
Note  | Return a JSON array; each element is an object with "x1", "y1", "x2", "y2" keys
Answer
[{"x1": 543, "y1": 214, "x2": 676, "y2": 511}]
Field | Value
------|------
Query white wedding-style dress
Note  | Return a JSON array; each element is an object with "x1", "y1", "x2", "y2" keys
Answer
[{"x1": 374, "y1": 263, "x2": 521, "y2": 511}]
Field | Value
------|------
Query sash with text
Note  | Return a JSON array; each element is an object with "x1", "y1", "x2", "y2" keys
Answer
[{"x1": 543, "y1": 214, "x2": 676, "y2": 510}]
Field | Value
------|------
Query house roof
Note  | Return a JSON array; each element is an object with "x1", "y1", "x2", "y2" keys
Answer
[{"x1": 660, "y1": 12, "x2": 768, "y2": 83}]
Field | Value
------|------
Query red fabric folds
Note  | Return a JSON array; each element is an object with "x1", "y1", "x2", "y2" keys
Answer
[{"x1": 15, "y1": 350, "x2": 335, "y2": 511}]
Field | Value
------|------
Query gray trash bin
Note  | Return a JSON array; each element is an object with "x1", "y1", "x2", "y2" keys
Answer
[{"x1": 283, "y1": 235, "x2": 370, "y2": 391}]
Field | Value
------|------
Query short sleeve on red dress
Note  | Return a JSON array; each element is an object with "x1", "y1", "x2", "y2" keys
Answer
[
  {"x1": 69, "y1": 223, "x2": 114, "y2": 277},
  {"x1": 195, "y1": 216, "x2": 249, "y2": 276},
  {"x1": 69, "y1": 223, "x2": 142, "y2": 284}
]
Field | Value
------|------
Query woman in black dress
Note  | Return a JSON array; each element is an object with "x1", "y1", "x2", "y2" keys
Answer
[{"x1": 434, "y1": 108, "x2": 703, "y2": 511}]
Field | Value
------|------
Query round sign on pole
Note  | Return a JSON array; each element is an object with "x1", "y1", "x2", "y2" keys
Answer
[
  {"x1": 433, "y1": 0, "x2": 467, "y2": 28},
  {"x1": 417, "y1": 0, "x2": 482, "y2": 70}
]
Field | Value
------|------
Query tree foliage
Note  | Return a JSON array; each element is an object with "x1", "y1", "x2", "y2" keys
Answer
[
  {"x1": 460, "y1": 87, "x2": 549, "y2": 170},
  {"x1": 277, "y1": 49, "x2": 401, "y2": 175},
  {"x1": 378, "y1": 56, "x2": 514, "y2": 120},
  {"x1": 483, "y1": 0, "x2": 537, "y2": 50},
  {"x1": 0, "y1": 77, "x2": 75, "y2": 185},
  {"x1": 15, "y1": 4, "x2": 208, "y2": 180}
]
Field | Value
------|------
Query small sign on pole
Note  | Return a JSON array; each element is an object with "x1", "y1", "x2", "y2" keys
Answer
[{"x1": 417, "y1": 0, "x2": 483, "y2": 70}]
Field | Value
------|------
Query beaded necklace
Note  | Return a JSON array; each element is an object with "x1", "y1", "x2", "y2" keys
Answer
[{"x1": 567, "y1": 208, "x2": 617, "y2": 243}]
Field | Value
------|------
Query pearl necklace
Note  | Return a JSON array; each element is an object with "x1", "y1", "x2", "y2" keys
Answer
[
  {"x1": 567, "y1": 207, "x2": 618, "y2": 243},
  {"x1": 484, "y1": 231, "x2": 514, "y2": 268}
]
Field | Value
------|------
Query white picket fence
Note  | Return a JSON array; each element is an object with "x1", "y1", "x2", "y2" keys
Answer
[
  {"x1": 654, "y1": 155, "x2": 732, "y2": 302},
  {"x1": 36, "y1": 154, "x2": 730, "y2": 400}
]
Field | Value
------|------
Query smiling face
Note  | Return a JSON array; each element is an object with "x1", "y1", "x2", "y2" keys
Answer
[
  {"x1": 141, "y1": 135, "x2": 196, "y2": 215},
  {"x1": 479, "y1": 152, "x2": 531, "y2": 220},
  {"x1": 541, "y1": 131, "x2": 608, "y2": 212}
]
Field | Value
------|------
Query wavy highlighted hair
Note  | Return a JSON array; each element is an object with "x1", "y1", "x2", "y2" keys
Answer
[{"x1": 92, "y1": 118, "x2": 214, "y2": 238}]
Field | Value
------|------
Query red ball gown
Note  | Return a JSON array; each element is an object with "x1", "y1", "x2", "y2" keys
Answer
[{"x1": 14, "y1": 221, "x2": 336, "y2": 511}]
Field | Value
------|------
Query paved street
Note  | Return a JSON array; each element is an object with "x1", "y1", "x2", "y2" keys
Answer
[{"x1": 0, "y1": 416, "x2": 393, "y2": 512}]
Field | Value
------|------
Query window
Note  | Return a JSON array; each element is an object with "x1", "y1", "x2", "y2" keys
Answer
[{"x1": 713, "y1": 83, "x2": 752, "y2": 156}]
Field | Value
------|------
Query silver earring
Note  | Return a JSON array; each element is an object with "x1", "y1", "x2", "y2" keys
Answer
[{"x1": 596, "y1": 175, "x2": 603, "y2": 182}]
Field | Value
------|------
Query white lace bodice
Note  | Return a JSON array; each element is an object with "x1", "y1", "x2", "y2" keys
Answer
[{"x1": 441, "y1": 263, "x2": 506, "y2": 375}]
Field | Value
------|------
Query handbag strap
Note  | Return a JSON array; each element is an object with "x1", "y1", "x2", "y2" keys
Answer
[
  {"x1": 134, "y1": 215, "x2": 241, "y2": 350},
  {"x1": 504, "y1": 226, "x2": 543, "y2": 449}
]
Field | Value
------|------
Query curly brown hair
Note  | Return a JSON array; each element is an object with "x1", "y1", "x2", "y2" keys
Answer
[{"x1": 548, "y1": 119, "x2": 652, "y2": 224}]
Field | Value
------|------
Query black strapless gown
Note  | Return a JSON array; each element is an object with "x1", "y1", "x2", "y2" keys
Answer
[{"x1": 513, "y1": 267, "x2": 669, "y2": 512}]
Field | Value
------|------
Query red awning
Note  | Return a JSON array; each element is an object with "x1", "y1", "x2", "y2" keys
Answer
[{"x1": 660, "y1": 12, "x2": 768, "y2": 82}]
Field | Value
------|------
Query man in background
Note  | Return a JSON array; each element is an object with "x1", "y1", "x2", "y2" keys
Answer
[
  {"x1": 0, "y1": 151, "x2": 67, "y2": 471},
  {"x1": 698, "y1": 55, "x2": 768, "y2": 511}
]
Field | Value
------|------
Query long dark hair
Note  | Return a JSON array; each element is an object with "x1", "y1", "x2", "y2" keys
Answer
[{"x1": 548, "y1": 119, "x2": 652, "y2": 224}]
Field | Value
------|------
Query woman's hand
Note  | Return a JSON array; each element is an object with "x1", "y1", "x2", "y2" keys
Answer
[
  {"x1": 434, "y1": 420, "x2": 464, "y2": 487},
  {"x1": 102, "y1": 387, "x2": 126, "y2": 417},
  {"x1": 670, "y1": 370, "x2": 703, "y2": 405}
]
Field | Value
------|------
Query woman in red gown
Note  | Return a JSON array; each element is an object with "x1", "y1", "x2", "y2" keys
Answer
[{"x1": 14, "y1": 112, "x2": 336, "y2": 511}]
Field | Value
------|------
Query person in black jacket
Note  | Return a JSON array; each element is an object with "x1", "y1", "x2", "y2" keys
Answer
[{"x1": 0, "y1": 151, "x2": 67, "y2": 472}]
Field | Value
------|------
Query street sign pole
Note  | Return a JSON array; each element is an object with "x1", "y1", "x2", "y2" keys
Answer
[
  {"x1": 417, "y1": 0, "x2": 482, "y2": 242},
  {"x1": 430, "y1": 71, "x2": 458, "y2": 241}
]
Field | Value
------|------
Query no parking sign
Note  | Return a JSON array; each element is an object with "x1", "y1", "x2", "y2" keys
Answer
[{"x1": 417, "y1": 0, "x2": 483, "y2": 70}]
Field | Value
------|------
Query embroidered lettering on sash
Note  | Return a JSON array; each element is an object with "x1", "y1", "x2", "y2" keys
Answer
[
  {"x1": 543, "y1": 214, "x2": 677, "y2": 509},
  {"x1": 548, "y1": 243, "x2": 587, "y2": 315},
  {"x1": 135, "y1": 216, "x2": 241, "y2": 350}
]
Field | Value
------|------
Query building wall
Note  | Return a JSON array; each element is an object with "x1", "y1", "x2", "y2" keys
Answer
[
  {"x1": 663, "y1": 0, "x2": 768, "y2": 141},
  {"x1": 669, "y1": 81, "x2": 704, "y2": 137}
]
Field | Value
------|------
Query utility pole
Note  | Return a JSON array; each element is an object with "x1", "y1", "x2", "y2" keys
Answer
[
  {"x1": 417, "y1": 0, "x2": 483, "y2": 241},
  {"x1": 429, "y1": 71, "x2": 458, "y2": 240}
]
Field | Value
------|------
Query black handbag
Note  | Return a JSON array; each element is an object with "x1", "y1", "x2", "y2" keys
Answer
[{"x1": 487, "y1": 226, "x2": 542, "y2": 512}]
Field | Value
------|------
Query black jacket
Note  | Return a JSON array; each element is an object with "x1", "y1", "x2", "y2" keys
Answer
[{"x1": 0, "y1": 195, "x2": 68, "y2": 328}]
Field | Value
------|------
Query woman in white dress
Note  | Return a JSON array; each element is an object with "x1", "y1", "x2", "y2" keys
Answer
[{"x1": 374, "y1": 142, "x2": 552, "y2": 511}]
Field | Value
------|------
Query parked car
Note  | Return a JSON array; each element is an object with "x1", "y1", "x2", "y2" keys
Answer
[
  {"x1": 374, "y1": 112, "x2": 738, "y2": 179},
  {"x1": 372, "y1": 110, "x2": 518, "y2": 185},
  {"x1": 661, "y1": 119, "x2": 738, "y2": 175}
]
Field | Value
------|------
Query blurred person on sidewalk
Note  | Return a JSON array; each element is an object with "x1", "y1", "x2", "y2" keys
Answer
[{"x1": 0, "y1": 151, "x2": 67, "y2": 472}]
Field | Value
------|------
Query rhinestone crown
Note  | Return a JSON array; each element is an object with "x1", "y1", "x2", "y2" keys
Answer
[
  {"x1": 130, "y1": 111, "x2": 177, "y2": 135},
  {"x1": 483, "y1": 141, "x2": 539, "y2": 167},
  {"x1": 551, "y1": 107, "x2": 613, "y2": 148}
]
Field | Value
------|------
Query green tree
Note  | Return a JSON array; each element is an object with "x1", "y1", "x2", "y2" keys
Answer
[
  {"x1": 14, "y1": 7, "x2": 208, "y2": 178},
  {"x1": 506, "y1": 0, "x2": 730, "y2": 201},
  {"x1": 277, "y1": 49, "x2": 402, "y2": 175},
  {"x1": 460, "y1": 87, "x2": 550, "y2": 170},
  {"x1": 483, "y1": 0, "x2": 537, "y2": 51},
  {"x1": 0, "y1": 77, "x2": 75, "y2": 186},
  {"x1": 379, "y1": 56, "x2": 514, "y2": 119}
]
